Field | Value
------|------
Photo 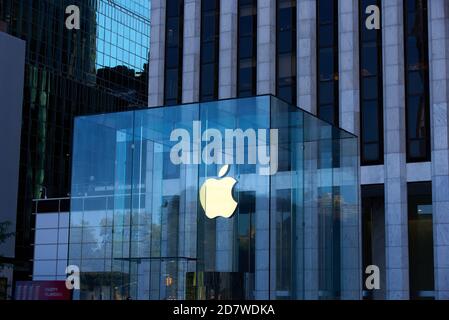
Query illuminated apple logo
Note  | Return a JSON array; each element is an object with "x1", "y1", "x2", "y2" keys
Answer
[{"x1": 199, "y1": 165, "x2": 238, "y2": 219}]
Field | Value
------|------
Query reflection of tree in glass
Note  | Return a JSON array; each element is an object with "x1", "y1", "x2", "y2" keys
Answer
[
  {"x1": 69, "y1": 217, "x2": 112, "y2": 262},
  {"x1": 129, "y1": 211, "x2": 162, "y2": 258}
]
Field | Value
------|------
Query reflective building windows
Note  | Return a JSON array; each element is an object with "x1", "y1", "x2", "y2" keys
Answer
[
  {"x1": 408, "y1": 182, "x2": 434, "y2": 299},
  {"x1": 274, "y1": 189, "x2": 293, "y2": 295},
  {"x1": 237, "y1": 0, "x2": 257, "y2": 97},
  {"x1": 236, "y1": 191, "x2": 255, "y2": 276},
  {"x1": 404, "y1": 0, "x2": 430, "y2": 162},
  {"x1": 0, "y1": 0, "x2": 150, "y2": 281},
  {"x1": 361, "y1": 185, "x2": 385, "y2": 300},
  {"x1": 200, "y1": 0, "x2": 220, "y2": 101},
  {"x1": 317, "y1": 0, "x2": 338, "y2": 125},
  {"x1": 360, "y1": 0, "x2": 384, "y2": 165},
  {"x1": 317, "y1": 0, "x2": 339, "y2": 125},
  {"x1": 164, "y1": 0, "x2": 184, "y2": 105},
  {"x1": 96, "y1": 0, "x2": 150, "y2": 104},
  {"x1": 276, "y1": 0, "x2": 297, "y2": 105}
]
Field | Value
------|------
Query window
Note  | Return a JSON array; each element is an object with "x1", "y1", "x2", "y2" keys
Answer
[
  {"x1": 200, "y1": 0, "x2": 220, "y2": 102},
  {"x1": 163, "y1": 150, "x2": 180, "y2": 179},
  {"x1": 408, "y1": 182, "x2": 434, "y2": 299},
  {"x1": 317, "y1": 0, "x2": 338, "y2": 125},
  {"x1": 360, "y1": 0, "x2": 384, "y2": 165},
  {"x1": 164, "y1": 0, "x2": 184, "y2": 105},
  {"x1": 276, "y1": 0, "x2": 297, "y2": 105},
  {"x1": 361, "y1": 184, "x2": 385, "y2": 300},
  {"x1": 404, "y1": 0, "x2": 430, "y2": 162},
  {"x1": 238, "y1": 0, "x2": 257, "y2": 97},
  {"x1": 236, "y1": 191, "x2": 255, "y2": 278},
  {"x1": 318, "y1": 186, "x2": 341, "y2": 297},
  {"x1": 275, "y1": 189, "x2": 293, "y2": 295}
]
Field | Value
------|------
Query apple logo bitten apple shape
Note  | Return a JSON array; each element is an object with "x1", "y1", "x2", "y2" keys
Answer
[{"x1": 199, "y1": 165, "x2": 238, "y2": 219}]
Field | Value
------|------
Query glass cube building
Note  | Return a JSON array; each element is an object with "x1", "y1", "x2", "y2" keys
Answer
[{"x1": 69, "y1": 95, "x2": 360, "y2": 300}]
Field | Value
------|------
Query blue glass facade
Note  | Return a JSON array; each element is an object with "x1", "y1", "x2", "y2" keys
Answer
[
  {"x1": 0, "y1": 0, "x2": 150, "y2": 281},
  {"x1": 69, "y1": 96, "x2": 360, "y2": 300}
]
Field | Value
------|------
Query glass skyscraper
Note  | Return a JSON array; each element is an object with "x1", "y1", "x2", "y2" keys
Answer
[{"x1": 0, "y1": 0, "x2": 150, "y2": 282}]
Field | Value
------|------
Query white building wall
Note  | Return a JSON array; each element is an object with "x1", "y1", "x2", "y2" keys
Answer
[{"x1": 382, "y1": 0, "x2": 409, "y2": 300}]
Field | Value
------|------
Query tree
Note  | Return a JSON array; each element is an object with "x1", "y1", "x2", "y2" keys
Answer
[
  {"x1": 0, "y1": 221, "x2": 14, "y2": 269},
  {"x1": 0, "y1": 221, "x2": 14, "y2": 244}
]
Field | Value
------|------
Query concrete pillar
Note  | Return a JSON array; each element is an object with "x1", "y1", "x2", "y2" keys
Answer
[
  {"x1": 217, "y1": 1, "x2": 238, "y2": 269},
  {"x1": 257, "y1": 0, "x2": 276, "y2": 95},
  {"x1": 182, "y1": 0, "x2": 201, "y2": 103},
  {"x1": 149, "y1": 0, "x2": 166, "y2": 107},
  {"x1": 382, "y1": 0, "x2": 409, "y2": 300},
  {"x1": 219, "y1": 0, "x2": 238, "y2": 99},
  {"x1": 338, "y1": 0, "x2": 360, "y2": 135},
  {"x1": 297, "y1": 0, "x2": 317, "y2": 114},
  {"x1": 338, "y1": 0, "x2": 361, "y2": 300},
  {"x1": 428, "y1": 0, "x2": 449, "y2": 300}
]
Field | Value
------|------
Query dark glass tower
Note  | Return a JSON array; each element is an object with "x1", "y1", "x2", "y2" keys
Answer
[{"x1": 0, "y1": 0, "x2": 150, "y2": 281}]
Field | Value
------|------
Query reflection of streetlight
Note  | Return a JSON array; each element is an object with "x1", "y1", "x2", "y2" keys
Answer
[{"x1": 165, "y1": 275, "x2": 173, "y2": 287}]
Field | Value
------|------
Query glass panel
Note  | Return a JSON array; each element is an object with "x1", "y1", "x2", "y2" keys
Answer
[
  {"x1": 408, "y1": 182, "x2": 434, "y2": 299},
  {"x1": 238, "y1": 0, "x2": 257, "y2": 98},
  {"x1": 404, "y1": 0, "x2": 430, "y2": 162},
  {"x1": 361, "y1": 185, "x2": 385, "y2": 300},
  {"x1": 164, "y1": 0, "x2": 184, "y2": 105},
  {"x1": 360, "y1": 0, "x2": 383, "y2": 165},
  {"x1": 36, "y1": 213, "x2": 59, "y2": 229},
  {"x1": 317, "y1": 0, "x2": 338, "y2": 126},
  {"x1": 35, "y1": 229, "x2": 59, "y2": 245},
  {"x1": 200, "y1": 0, "x2": 219, "y2": 102},
  {"x1": 277, "y1": 0, "x2": 296, "y2": 105}
]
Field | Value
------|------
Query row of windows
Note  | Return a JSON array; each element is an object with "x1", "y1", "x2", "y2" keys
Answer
[
  {"x1": 161, "y1": 0, "x2": 431, "y2": 164},
  {"x1": 362, "y1": 182, "x2": 434, "y2": 299},
  {"x1": 359, "y1": 0, "x2": 430, "y2": 164},
  {"x1": 166, "y1": 0, "x2": 257, "y2": 102},
  {"x1": 20, "y1": 67, "x2": 113, "y2": 200},
  {"x1": 96, "y1": 8, "x2": 150, "y2": 33},
  {"x1": 2, "y1": 0, "x2": 149, "y2": 76}
]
